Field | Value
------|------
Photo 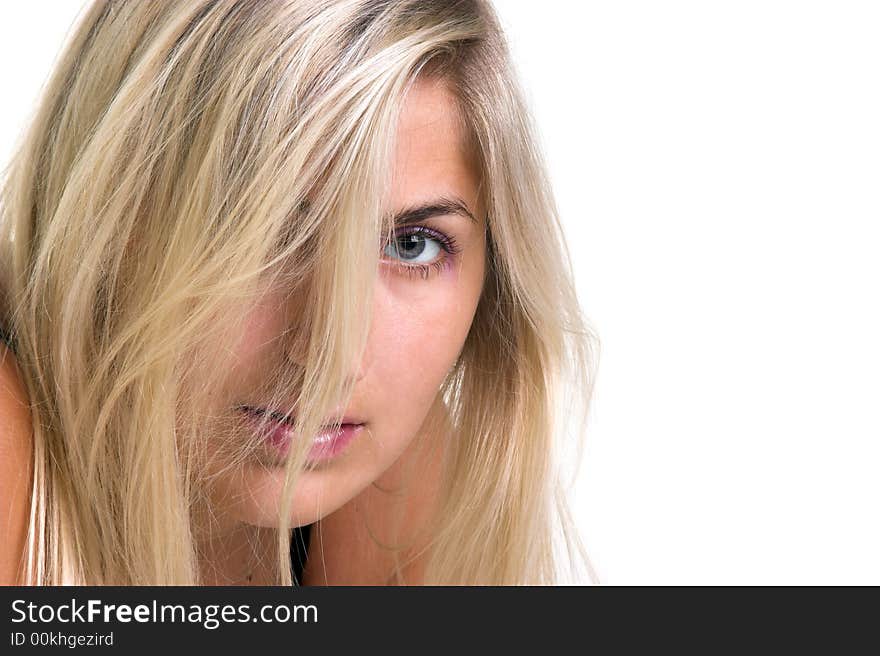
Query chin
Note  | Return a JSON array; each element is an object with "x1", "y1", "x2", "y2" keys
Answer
[{"x1": 226, "y1": 458, "x2": 375, "y2": 528}]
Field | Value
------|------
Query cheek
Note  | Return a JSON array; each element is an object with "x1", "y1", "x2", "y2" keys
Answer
[
  {"x1": 372, "y1": 269, "x2": 482, "y2": 412},
  {"x1": 226, "y1": 295, "x2": 288, "y2": 373}
]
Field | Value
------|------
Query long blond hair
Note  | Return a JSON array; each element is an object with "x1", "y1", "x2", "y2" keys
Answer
[{"x1": 0, "y1": 0, "x2": 598, "y2": 585}]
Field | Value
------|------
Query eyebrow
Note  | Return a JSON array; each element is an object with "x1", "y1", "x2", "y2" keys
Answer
[
  {"x1": 297, "y1": 195, "x2": 478, "y2": 225},
  {"x1": 388, "y1": 196, "x2": 478, "y2": 226}
]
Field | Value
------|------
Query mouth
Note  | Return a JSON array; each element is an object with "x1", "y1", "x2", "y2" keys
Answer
[{"x1": 237, "y1": 405, "x2": 365, "y2": 462}]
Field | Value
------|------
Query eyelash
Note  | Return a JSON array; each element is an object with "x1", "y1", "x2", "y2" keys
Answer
[{"x1": 382, "y1": 225, "x2": 462, "y2": 280}]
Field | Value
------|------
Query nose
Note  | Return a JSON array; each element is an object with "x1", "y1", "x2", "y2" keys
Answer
[
  {"x1": 284, "y1": 301, "x2": 371, "y2": 385},
  {"x1": 282, "y1": 264, "x2": 388, "y2": 387}
]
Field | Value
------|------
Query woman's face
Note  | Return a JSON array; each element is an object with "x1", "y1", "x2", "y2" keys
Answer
[{"x1": 208, "y1": 77, "x2": 487, "y2": 530}]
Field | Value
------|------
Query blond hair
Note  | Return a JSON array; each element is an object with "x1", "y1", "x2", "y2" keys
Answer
[{"x1": 0, "y1": 0, "x2": 598, "y2": 585}]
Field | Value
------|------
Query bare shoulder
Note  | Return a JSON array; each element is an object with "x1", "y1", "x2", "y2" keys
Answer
[{"x1": 0, "y1": 343, "x2": 34, "y2": 585}]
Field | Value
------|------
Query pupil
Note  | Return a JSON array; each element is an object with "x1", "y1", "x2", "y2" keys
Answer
[{"x1": 397, "y1": 234, "x2": 425, "y2": 259}]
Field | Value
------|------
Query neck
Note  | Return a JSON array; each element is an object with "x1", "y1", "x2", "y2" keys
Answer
[
  {"x1": 195, "y1": 521, "x2": 279, "y2": 586},
  {"x1": 302, "y1": 399, "x2": 451, "y2": 585}
]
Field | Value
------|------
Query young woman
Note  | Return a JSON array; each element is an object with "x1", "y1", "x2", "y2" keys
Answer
[{"x1": 0, "y1": 0, "x2": 597, "y2": 585}]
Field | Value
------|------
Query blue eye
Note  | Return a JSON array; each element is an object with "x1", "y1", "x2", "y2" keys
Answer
[
  {"x1": 383, "y1": 232, "x2": 442, "y2": 264},
  {"x1": 381, "y1": 226, "x2": 462, "y2": 280}
]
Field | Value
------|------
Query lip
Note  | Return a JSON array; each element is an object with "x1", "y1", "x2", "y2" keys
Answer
[
  {"x1": 238, "y1": 404, "x2": 364, "y2": 427},
  {"x1": 238, "y1": 405, "x2": 364, "y2": 462}
]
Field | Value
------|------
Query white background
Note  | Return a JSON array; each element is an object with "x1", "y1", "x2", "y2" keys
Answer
[{"x1": 2, "y1": 2, "x2": 878, "y2": 584}]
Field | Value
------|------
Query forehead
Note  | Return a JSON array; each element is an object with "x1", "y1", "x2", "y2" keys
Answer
[
  {"x1": 390, "y1": 77, "x2": 477, "y2": 205},
  {"x1": 396, "y1": 76, "x2": 463, "y2": 137}
]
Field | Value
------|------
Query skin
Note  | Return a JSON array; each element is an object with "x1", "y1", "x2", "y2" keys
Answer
[
  {"x1": 0, "y1": 345, "x2": 33, "y2": 585},
  {"x1": 0, "y1": 76, "x2": 486, "y2": 586},
  {"x1": 197, "y1": 76, "x2": 488, "y2": 585}
]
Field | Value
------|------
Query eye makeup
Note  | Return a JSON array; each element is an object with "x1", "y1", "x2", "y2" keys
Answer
[{"x1": 382, "y1": 224, "x2": 462, "y2": 280}]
